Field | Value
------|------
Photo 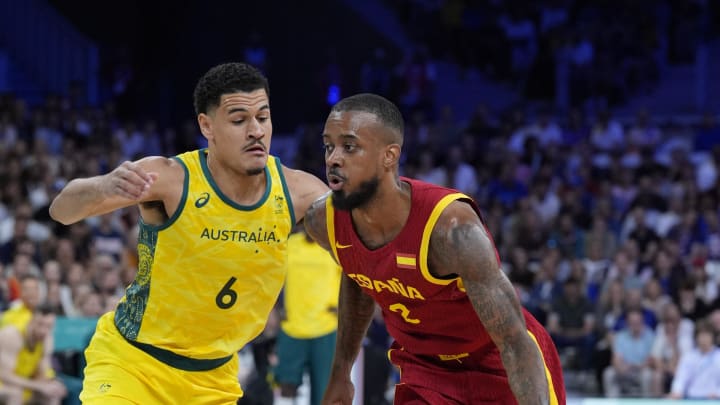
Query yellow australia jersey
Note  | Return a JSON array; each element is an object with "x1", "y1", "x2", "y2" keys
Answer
[
  {"x1": 114, "y1": 149, "x2": 294, "y2": 364},
  {"x1": 0, "y1": 305, "x2": 51, "y2": 401},
  {"x1": 281, "y1": 232, "x2": 341, "y2": 339},
  {"x1": 0, "y1": 303, "x2": 31, "y2": 332}
]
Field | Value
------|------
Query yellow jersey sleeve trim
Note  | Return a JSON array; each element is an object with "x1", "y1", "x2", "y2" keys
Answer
[
  {"x1": 527, "y1": 330, "x2": 560, "y2": 405},
  {"x1": 418, "y1": 193, "x2": 469, "y2": 285},
  {"x1": 325, "y1": 196, "x2": 339, "y2": 262}
]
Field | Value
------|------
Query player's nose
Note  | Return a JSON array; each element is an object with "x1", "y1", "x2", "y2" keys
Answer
[{"x1": 247, "y1": 117, "x2": 265, "y2": 139}]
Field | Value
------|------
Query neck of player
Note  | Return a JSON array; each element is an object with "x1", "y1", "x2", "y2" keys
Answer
[
  {"x1": 352, "y1": 178, "x2": 410, "y2": 243},
  {"x1": 207, "y1": 153, "x2": 266, "y2": 205}
]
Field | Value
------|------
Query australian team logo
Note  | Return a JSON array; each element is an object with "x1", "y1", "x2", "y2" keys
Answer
[
  {"x1": 195, "y1": 192, "x2": 210, "y2": 208},
  {"x1": 274, "y1": 195, "x2": 285, "y2": 214}
]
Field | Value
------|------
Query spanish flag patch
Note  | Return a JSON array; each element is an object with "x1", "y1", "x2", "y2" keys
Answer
[{"x1": 396, "y1": 253, "x2": 416, "y2": 269}]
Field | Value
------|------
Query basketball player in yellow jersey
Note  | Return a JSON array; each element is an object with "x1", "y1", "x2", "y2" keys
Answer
[
  {"x1": 49, "y1": 63, "x2": 329, "y2": 404},
  {"x1": 0, "y1": 303, "x2": 67, "y2": 405},
  {"x1": 275, "y1": 228, "x2": 341, "y2": 405}
]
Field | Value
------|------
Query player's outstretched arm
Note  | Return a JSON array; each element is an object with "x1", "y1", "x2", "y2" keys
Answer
[
  {"x1": 429, "y1": 201, "x2": 550, "y2": 405},
  {"x1": 49, "y1": 156, "x2": 174, "y2": 225}
]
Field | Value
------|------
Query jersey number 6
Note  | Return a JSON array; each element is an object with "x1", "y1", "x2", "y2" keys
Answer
[
  {"x1": 389, "y1": 303, "x2": 420, "y2": 324},
  {"x1": 216, "y1": 277, "x2": 238, "y2": 309}
]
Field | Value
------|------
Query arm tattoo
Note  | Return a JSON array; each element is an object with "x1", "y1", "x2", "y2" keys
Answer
[
  {"x1": 433, "y1": 210, "x2": 550, "y2": 404},
  {"x1": 303, "y1": 198, "x2": 332, "y2": 252}
]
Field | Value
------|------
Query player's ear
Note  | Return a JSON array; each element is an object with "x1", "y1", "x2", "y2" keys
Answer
[
  {"x1": 383, "y1": 144, "x2": 401, "y2": 168},
  {"x1": 197, "y1": 113, "x2": 212, "y2": 139}
]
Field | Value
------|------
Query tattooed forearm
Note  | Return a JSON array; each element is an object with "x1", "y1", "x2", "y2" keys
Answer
[
  {"x1": 430, "y1": 203, "x2": 550, "y2": 404},
  {"x1": 465, "y1": 276, "x2": 549, "y2": 404},
  {"x1": 332, "y1": 275, "x2": 375, "y2": 375}
]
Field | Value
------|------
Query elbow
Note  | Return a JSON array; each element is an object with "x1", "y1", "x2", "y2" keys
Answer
[{"x1": 48, "y1": 199, "x2": 74, "y2": 225}]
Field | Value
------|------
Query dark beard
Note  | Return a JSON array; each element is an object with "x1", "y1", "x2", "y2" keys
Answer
[
  {"x1": 246, "y1": 167, "x2": 264, "y2": 176},
  {"x1": 331, "y1": 177, "x2": 380, "y2": 211}
]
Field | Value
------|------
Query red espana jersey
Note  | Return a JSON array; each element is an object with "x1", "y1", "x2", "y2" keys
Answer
[{"x1": 327, "y1": 177, "x2": 502, "y2": 355}]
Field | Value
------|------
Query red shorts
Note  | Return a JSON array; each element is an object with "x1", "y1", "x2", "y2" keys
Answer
[{"x1": 388, "y1": 327, "x2": 565, "y2": 404}]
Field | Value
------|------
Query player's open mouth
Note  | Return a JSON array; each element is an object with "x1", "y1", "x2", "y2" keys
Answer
[{"x1": 327, "y1": 175, "x2": 345, "y2": 191}]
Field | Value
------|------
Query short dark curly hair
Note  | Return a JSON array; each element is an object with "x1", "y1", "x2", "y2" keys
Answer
[{"x1": 193, "y1": 63, "x2": 270, "y2": 115}]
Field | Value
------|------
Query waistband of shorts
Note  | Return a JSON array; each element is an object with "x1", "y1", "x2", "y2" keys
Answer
[{"x1": 121, "y1": 333, "x2": 233, "y2": 371}]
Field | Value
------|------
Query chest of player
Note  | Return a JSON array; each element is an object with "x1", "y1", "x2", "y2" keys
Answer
[
  {"x1": 179, "y1": 190, "x2": 291, "y2": 254},
  {"x1": 337, "y1": 246, "x2": 465, "y2": 305}
]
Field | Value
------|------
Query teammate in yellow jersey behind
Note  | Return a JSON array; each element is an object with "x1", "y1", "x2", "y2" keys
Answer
[
  {"x1": 49, "y1": 62, "x2": 329, "y2": 404},
  {"x1": 275, "y1": 227, "x2": 342, "y2": 405},
  {"x1": 0, "y1": 303, "x2": 67, "y2": 405}
]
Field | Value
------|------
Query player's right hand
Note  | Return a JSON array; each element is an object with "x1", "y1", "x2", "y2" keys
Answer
[
  {"x1": 103, "y1": 161, "x2": 159, "y2": 200},
  {"x1": 321, "y1": 377, "x2": 354, "y2": 405}
]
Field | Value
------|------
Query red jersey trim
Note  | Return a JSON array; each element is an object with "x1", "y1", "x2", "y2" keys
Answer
[{"x1": 418, "y1": 193, "x2": 467, "y2": 286}]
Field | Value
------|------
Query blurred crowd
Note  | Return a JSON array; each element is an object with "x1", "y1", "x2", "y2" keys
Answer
[
  {"x1": 2, "y1": 67, "x2": 720, "y2": 400},
  {"x1": 386, "y1": 0, "x2": 718, "y2": 104}
]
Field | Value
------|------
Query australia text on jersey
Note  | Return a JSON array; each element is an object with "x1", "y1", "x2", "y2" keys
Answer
[{"x1": 200, "y1": 227, "x2": 280, "y2": 243}]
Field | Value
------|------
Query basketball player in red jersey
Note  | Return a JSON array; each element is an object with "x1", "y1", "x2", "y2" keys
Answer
[{"x1": 304, "y1": 93, "x2": 565, "y2": 404}]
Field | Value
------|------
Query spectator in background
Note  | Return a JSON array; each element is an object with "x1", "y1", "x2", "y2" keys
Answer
[
  {"x1": 0, "y1": 303, "x2": 68, "y2": 405},
  {"x1": 526, "y1": 248, "x2": 563, "y2": 324},
  {"x1": 440, "y1": 145, "x2": 478, "y2": 196},
  {"x1": 649, "y1": 248, "x2": 685, "y2": 299},
  {"x1": 676, "y1": 279, "x2": 712, "y2": 322},
  {"x1": 649, "y1": 301, "x2": 694, "y2": 397},
  {"x1": 642, "y1": 277, "x2": 672, "y2": 320},
  {"x1": 591, "y1": 110, "x2": 624, "y2": 152},
  {"x1": 549, "y1": 211, "x2": 585, "y2": 259},
  {"x1": 40, "y1": 260, "x2": 71, "y2": 315},
  {"x1": 546, "y1": 277, "x2": 596, "y2": 372},
  {"x1": 695, "y1": 146, "x2": 719, "y2": 193},
  {"x1": 669, "y1": 322, "x2": 720, "y2": 399},
  {"x1": 626, "y1": 208, "x2": 661, "y2": 254},
  {"x1": 89, "y1": 212, "x2": 126, "y2": 263},
  {"x1": 627, "y1": 109, "x2": 662, "y2": 149},
  {"x1": 0, "y1": 111, "x2": 19, "y2": 149},
  {"x1": 529, "y1": 176, "x2": 560, "y2": 226},
  {"x1": 654, "y1": 195, "x2": 684, "y2": 238},
  {"x1": 0, "y1": 215, "x2": 33, "y2": 265},
  {"x1": 413, "y1": 148, "x2": 445, "y2": 187},
  {"x1": 0, "y1": 202, "x2": 51, "y2": 246},
  {"x1": 603, "y1": 309, "x2": 655, "y2": 398},
  {"x1": 1, "y1": 275, "x2": 42, "y2": 329},
  {"x1": 614, "y1": 287, "x2": 658, "y2": 331},
  {"x1": 708, "y1": 309, "x2": 720, "y2": 345}
]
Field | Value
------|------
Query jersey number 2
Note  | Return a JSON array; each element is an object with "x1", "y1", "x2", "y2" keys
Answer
[
  {"x1": 389, "y1": 303, "x2": 420, "y2": 324},
  {"x1": 216, "y1": 277, "x2": 238, "y2": 309}
]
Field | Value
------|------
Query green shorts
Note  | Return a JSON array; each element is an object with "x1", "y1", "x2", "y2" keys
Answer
[{"x1": 274, "y1": 330, "x2": 336, "y2": 405}]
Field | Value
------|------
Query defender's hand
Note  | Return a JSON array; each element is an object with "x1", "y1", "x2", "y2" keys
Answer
[{"x1": 104, "y1": 161, "x2": 158, "y2": 200}]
